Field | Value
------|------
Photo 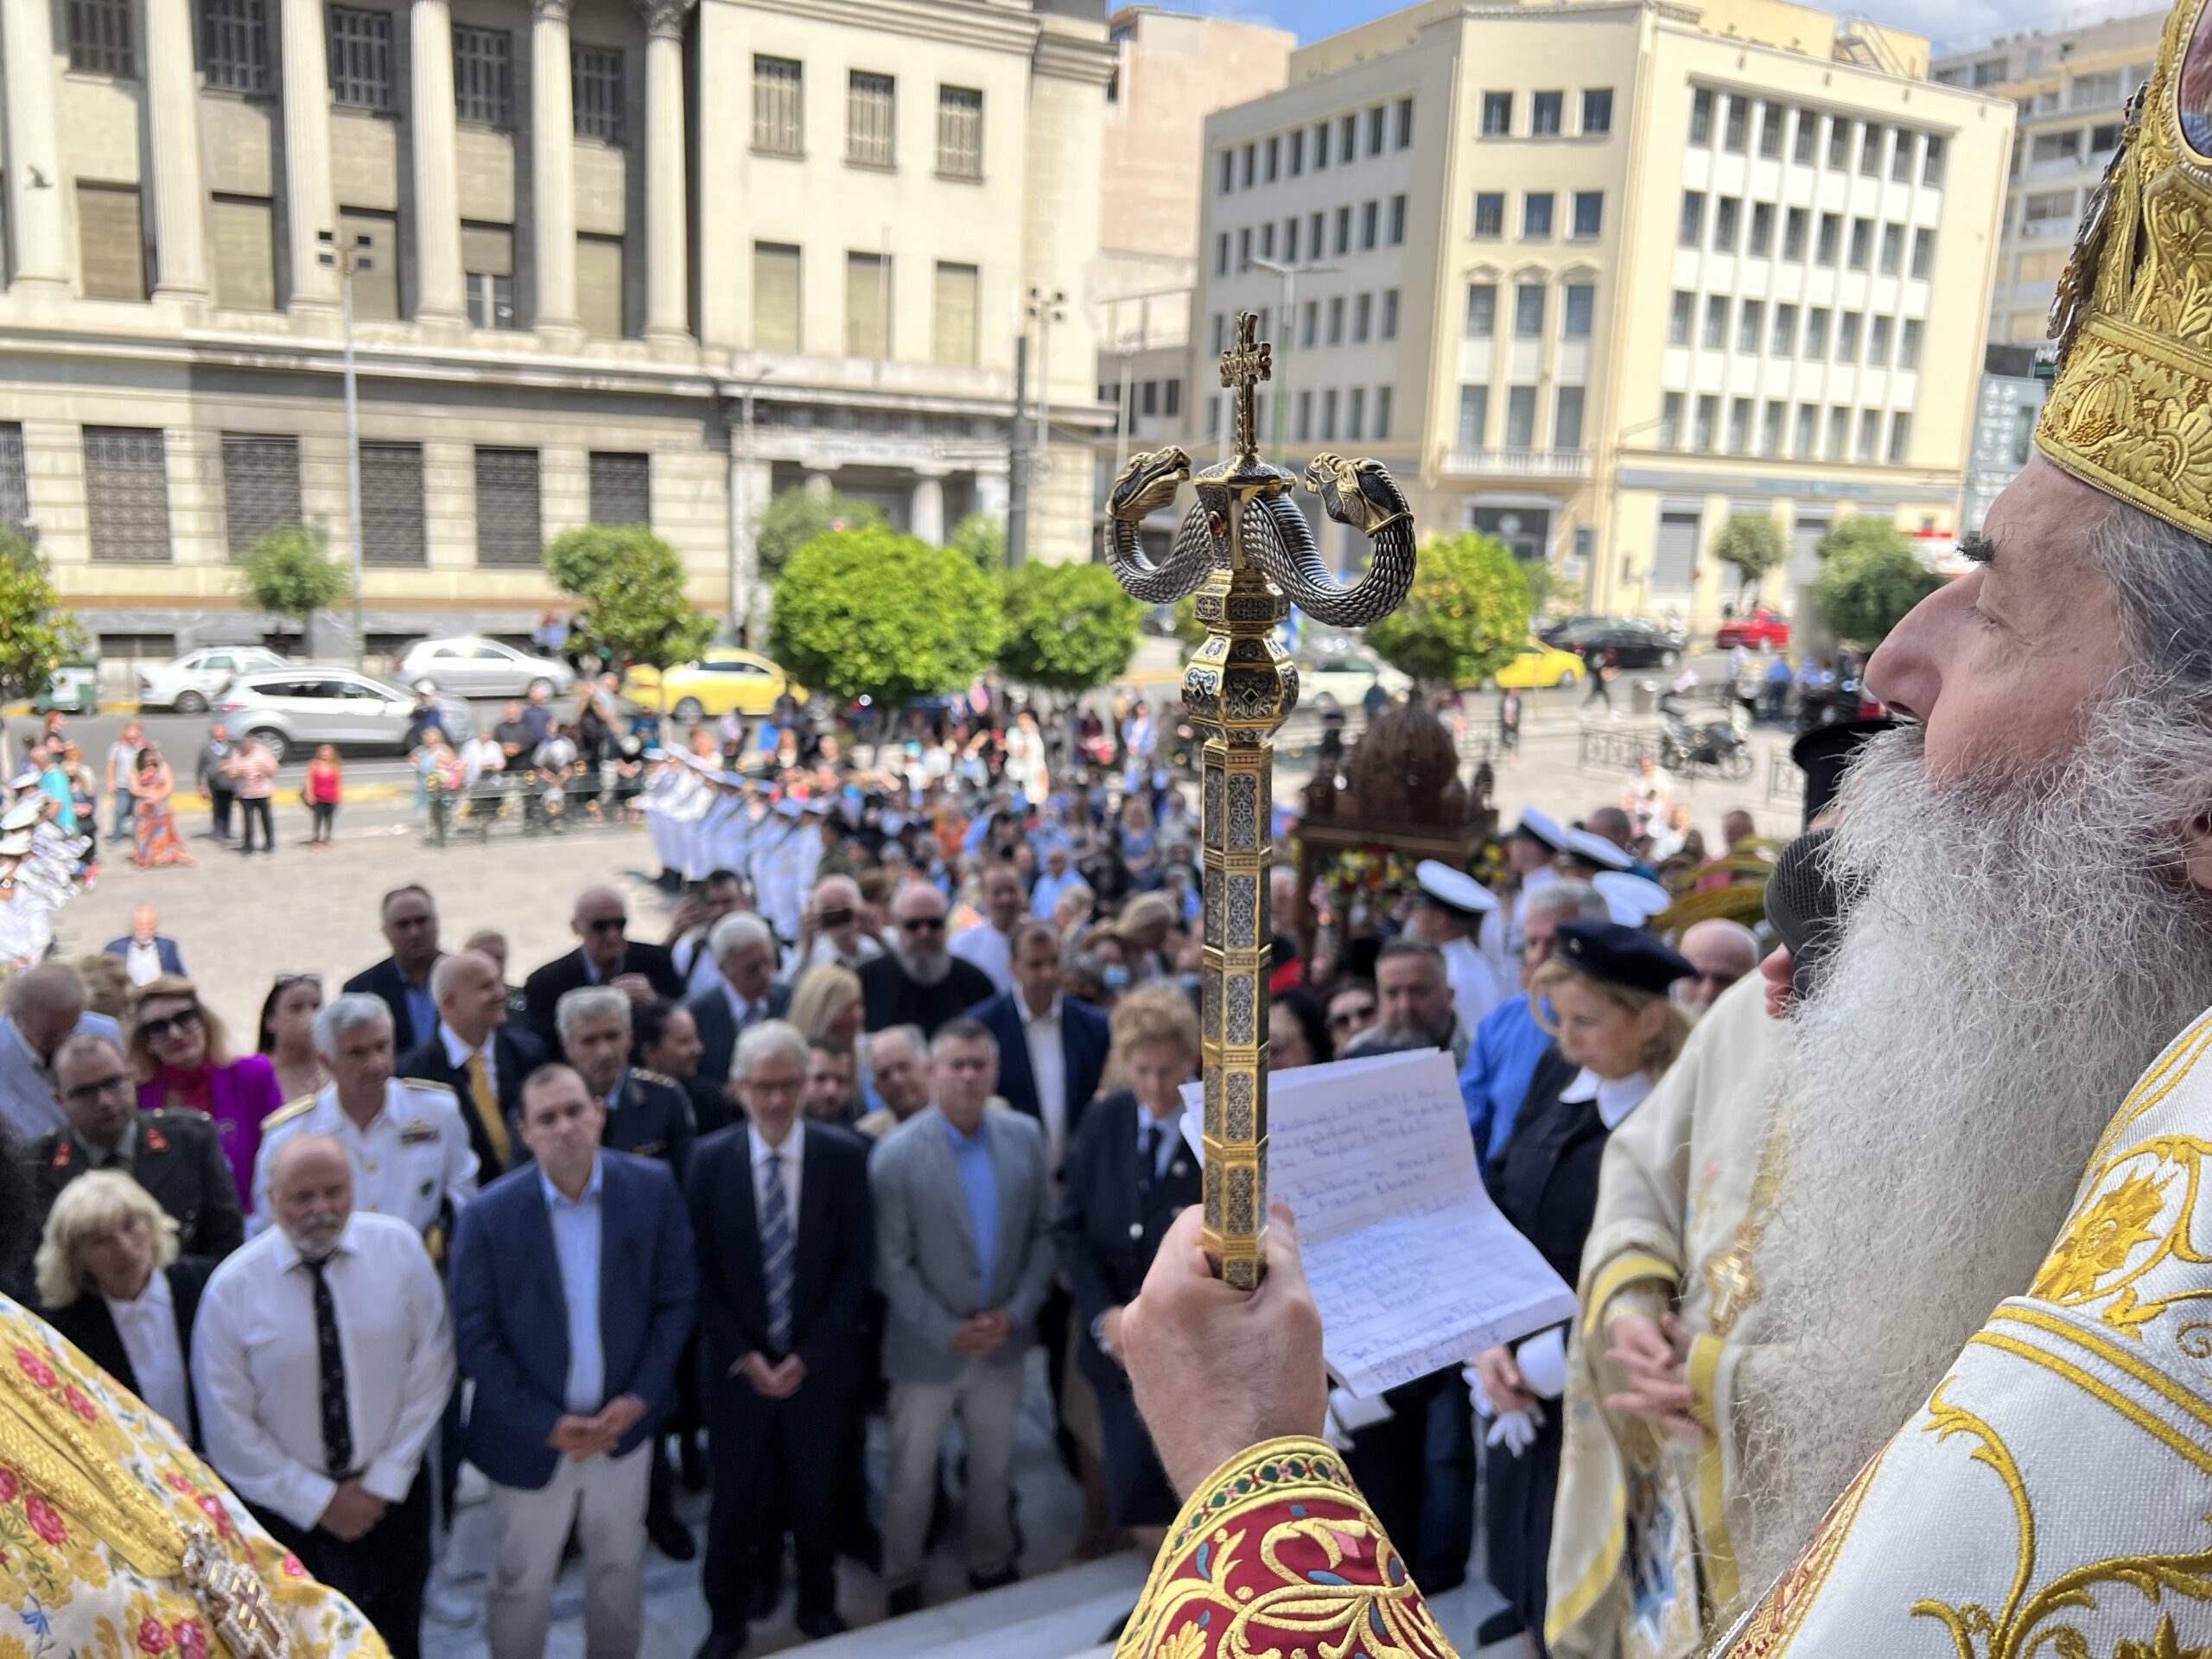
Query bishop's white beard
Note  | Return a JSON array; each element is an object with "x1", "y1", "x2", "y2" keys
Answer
[{"x1": 1739, "y1": 702, "x2": 2212, "y2": 1590}]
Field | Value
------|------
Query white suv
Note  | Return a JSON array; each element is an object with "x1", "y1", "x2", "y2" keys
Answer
[
  {"x1": 212, "y1": 670, "x2": 468, "y2": 763},
  {"x1": 138, "y1": 646, "x2": 290, "y2": 713}
]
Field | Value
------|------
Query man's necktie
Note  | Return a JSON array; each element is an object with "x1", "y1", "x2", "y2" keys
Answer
[
  {"x1": 465, "y1": 1050, "x2": 510, "y2": 1166},
  {"x1": 760, "y1": 1151, "x2": 794, "y2": 1356},
  {"x1": 1140, "y1": 1121, "x2": 1164, "y2": 1192},
  {"x1": 304, "y1": 1257, "x2": 353, "y2": 1477}
]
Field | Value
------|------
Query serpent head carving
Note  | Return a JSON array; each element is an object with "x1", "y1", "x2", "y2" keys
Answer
[
  {"x1": 1107, "y1": 448, "x2": 1192, "y2": 521},
  {"x1": 1304, "y1": 453, "x2": 1410, "y2": 537}
]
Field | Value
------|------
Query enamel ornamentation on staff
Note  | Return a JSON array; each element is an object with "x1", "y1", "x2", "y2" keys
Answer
[{"x1": 1100, "y1": 308, "x2": 1418, "y2": 1289}]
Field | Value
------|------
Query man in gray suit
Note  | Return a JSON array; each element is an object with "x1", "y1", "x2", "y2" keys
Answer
[
  {"x1": 0, "y1": 963, "x2": 124, "y2": 1138},
  {"x1": 868, "y1": 1016, "x2": 1054, "y2": 1615}
]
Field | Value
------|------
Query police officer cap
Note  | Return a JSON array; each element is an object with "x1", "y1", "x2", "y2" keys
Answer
[
  {"x1": 1593, "y1": 871, "x2": 1672, "y2": 926},
  {"x1": 1563, "y1": 828, "x2": 1635, "y2": 871},
  {"x1": 1553, "y1": 918, "x2": 1694, "y2": 996},
  {"x1": 1414, "y1": 858, "x2": 1497, "y2": 917},
  {"x1": 1513, "y1": 807, "x2": 1570, "y2": 854}
]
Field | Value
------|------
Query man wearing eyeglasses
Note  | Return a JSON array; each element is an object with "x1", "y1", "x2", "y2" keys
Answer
[
  {"x1": 857, "y1": 884, "x2": 995, "y2": 1039},
  {"x1": 523, "y1": 887, "x2": 684, "y2": 1052},
  {"x1": 30, "y1": 1032, "x2": 245, "y2": 1260},
  {"x1": 0, "y1": 961, "x2": 123, "y2": 1137}
]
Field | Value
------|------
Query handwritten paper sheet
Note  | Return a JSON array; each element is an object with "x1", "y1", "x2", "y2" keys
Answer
[{"x1": 1180, "y1": 1048, "x2": 1576, "y2": 1397}]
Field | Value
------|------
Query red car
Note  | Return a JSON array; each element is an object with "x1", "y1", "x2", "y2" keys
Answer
[{"x1": 1714, "y1": 608, "x2": 1791, "y2": 651}]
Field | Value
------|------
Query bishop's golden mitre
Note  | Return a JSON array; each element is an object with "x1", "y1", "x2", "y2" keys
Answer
[{"x1": 2038, "y1": 0, "x2": 2212, "y2": 540}]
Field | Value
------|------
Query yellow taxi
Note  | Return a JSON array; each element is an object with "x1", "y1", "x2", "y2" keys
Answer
[
  {"x1": 1488, "y1": 639, "x2": 1586, "y2": 690},
  {"x1": 620, "y1": 649, "x2": 810, "y2": 721}
]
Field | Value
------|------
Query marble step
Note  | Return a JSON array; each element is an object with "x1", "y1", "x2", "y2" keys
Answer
[{"x1": 804, "y1": 1553, "x2": 1148, "y2": 1659}]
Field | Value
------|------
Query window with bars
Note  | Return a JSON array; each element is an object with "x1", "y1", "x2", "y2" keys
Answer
[
  {"x1": 462, "y1": 221, "x2": 515, "y2": 328},
  {"x1": 848, "y1": 71, "x2": 894, "y2": 168},
  {"x1": 846, "y1": 252, "x2": 891, "y2": 357},
  {"x1": 202, "y1": 0, "x2": 269, "y2": 91},
  {"x1": 453, "y1": 26, "x2": 512, "y2": 125},
  {"x1": 219, "y1": 434, "x2": 302, "y2": 554},
  {"x1": 589, "y1": 451, "x2": 650, "y2": 528},
  {"x1": 474, "y1": 447, "x2": 541, "y2": 567},
  {"x1": 937, "y1": 86, "x2": 982, "y2": 180},
  {"x1": 84, "y1": 429, "x2": 171, "y2": 563},
  {"x1": 359, "y1": 442, "x2": 425, "y2": 565},
  {"x1": 752, "y1": 55, "x2": 801, "y2": 155},
  {"x1": 327, "y1": 7, "x2": 394, "y2": 111},
  {"x1": 0, "y1": 425, "x2": 28, "y2": 531},
  {"x1": 573, "y1": 45, "x2": 623, "y2": 142},
  {"x1": 68, "y1": 0, "x2": 133, "y2": 74}
]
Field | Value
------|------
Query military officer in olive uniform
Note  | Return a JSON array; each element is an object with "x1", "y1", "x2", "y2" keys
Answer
[
  {"x1": 33, "y1": 1031, "x2": 246, "y2": 1261},
  {"x1": 249, "y1": 994, "x2": 479, "y2": 1246}
]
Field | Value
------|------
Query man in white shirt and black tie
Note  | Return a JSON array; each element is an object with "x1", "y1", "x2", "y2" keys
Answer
[{"x1": 193, "y1": 1135, "x2": 454, "y2": 1659}]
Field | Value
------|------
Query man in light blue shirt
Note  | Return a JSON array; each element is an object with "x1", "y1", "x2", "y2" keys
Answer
[
  {"x1": 1461, "y1": 880, "x2": 1611, "y2": 1171},
  {"x1": 541, "y1": 1157, "x2": 605, "y2": 1413}
]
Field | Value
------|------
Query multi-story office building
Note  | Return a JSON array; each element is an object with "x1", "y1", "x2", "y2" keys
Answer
[
  {"x1": 1963, "y1": 343, "x2": 2047, "y2": 531},
  {"x1": 1935, "y1": 12, "x2": 2163, "y2": 348},
  {"x1": 0, "y1": 0, "x2": 1111, "y2": 653},
  {"x1": 1195, "y1": 0, "x2": 2011, "y2": 631}
]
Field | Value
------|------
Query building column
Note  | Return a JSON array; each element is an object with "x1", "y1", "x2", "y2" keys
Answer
[
  {"x1": 144, "y1": 0, "x2": 209, "y2": 298},
  {"x1": 638, "y1": 0, "x2": 691, "y2": 343},
  {"x1": 803, "y1": 471, "x2": 831, "y2": 501},
  {"x1": 410, "y1": 0, "x2": 465, "y2": 321},
  {"x1": 910, "y1": 472, "x2": 945, "y2": 545},
  {"x1": 281, "y1": 0, "x2": 340, "y2": 308},
  {"x1": 531, "y1": 0, "x2": 578, "y2": 333},
  {"x1": 2, "y1": 0, "x2": 68, "y2": 288}
]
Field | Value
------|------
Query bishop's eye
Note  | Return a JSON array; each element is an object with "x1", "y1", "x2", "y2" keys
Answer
[{"x1": 1958, "y1": 532, "x2": 1995, "y2": 565}]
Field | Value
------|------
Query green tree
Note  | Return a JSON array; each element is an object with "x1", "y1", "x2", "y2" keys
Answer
[
  {"x1": 543, "y1": 524, "x2": 715, "y2": 675},
  {"x1": 0, "y1": 530, "x2": 87, "y2": 705},
  {"x1": 770, "y1": 525, "x2": 1006, "y2": 708},
  {"x1": 995, "y1": 562, "x2": 1141, "y2": 696},
  {"x1": 1713, "y1": 513, "x2": 1788, "y2": 607},
  {"x1": 1366, "y1": 531, "x2": 1532, "y2": 690},
  {"x1": 1815, "y1": 516, "x2": 1913, "y2": 563},
  {"x1": 236, "y1": 525, "x2": 347, "y2": 650},
  {"x1": 1813, "y1": 537, "x2": 1945, "y2": 648},
  {"x1": 753, "y1": 486, "x2": 886, "y2": 583},
  {"x1": 1172, "y1": 594, "x2": 1207, "y2": 648},
  {"x1": 949, "y1": 512, "x2": 1006, "y2": 574}
]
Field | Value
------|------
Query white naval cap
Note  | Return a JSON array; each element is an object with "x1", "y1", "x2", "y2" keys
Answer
[
  {"x1": 0, "y1": 830, "x2": 32, "y2": 857},
  {"x1": 0, "y1": 800, "x2": 41, "y2": 831},
  {"x1": 1563, "y1": 828, "x2": 1636, "y2": 871},
  {"x1": 1414, "y1": 858, "x2": 1497, "y2": 917},
  {"x1": 1594, "y1": 871, "x2": 1672, "y2": 926},
  {"x1": 1513, "y1": 807, "x2": 1571, "y2": 855}
]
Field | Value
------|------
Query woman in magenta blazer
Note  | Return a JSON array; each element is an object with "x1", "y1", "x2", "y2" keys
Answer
[{"x1": 129, "y1": 976, "x2": 281, "y2": 1211}]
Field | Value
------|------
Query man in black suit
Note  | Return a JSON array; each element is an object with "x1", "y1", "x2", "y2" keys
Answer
[
  {"x1": 857, "y1": 883, "x2": 994, "y2": 1038},
  {"x1": 103, "y1": 905, "x2": 187, "y2": 985},
  {"x1": 32, "y1": 1033, "x2": 245, "y2": 1260},
  {"x1": 688, "y1": 1020, "x2": 873, "y2": 1656},
  {"x1": 524, "y1": 887, "x2": 683, "y2": 1052},
  {"x1": 966, "y1": 920, "x2": 1110, "y2": 1181},
  {"x1": 686, "y1": 912, "x2": 791, "y2": 1088},
  {"x1": 343, "y1": 885, "x2": 444, "y2": 1052},
  {"x1": 397, "y1": 950, "x2": 543, "y2": 1181}
]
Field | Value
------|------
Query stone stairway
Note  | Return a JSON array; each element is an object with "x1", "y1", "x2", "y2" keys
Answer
[{"x1": 803, "y1": 1553, "x2": 1148, "y2": 1659}]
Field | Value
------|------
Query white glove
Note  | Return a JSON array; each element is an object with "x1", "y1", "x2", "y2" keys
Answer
[
  {"x1": 1514, "y1": 1327, "x2": 1571, "y2": 1401},
  {"x1": 1485, "y1": 1403, "x2": 1544, "y2": 1456}
]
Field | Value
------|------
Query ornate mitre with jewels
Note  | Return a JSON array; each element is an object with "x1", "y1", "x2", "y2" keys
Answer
[{"x1": 2038, "y1": 0, "x2": 2212, "y2": 536}]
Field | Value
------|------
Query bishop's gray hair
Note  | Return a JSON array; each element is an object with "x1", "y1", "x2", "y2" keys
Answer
[{"x1": 2093, "y1": 500, "x2": 2212, "y2": 697}]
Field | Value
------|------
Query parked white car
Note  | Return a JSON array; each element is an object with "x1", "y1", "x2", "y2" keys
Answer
[
  {"x1": 137, "y1": 646, "x2": 291, "y2": 714},
  {"x1": 212, "y1": 670, "x2": 471, "y2": 763},
  {"x1": 396, "y1": 636, "x2": 575, "y2": 699}
]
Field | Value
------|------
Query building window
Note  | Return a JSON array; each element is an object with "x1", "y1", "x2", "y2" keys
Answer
[
  {"x1": 453, "y1": 26, "x2": 512, "y2": 126},
  {"x1": 1859, "y1": 124, "x2": 1882, "y2": 175},
  {"x1": 845, "y1": 251, "x2": 892, "y2": 356},
  {"x1": 1836, "y1": 310, "x2": 1861, "y2": 361},
  {"x1": 1465, "y1": 282, "x2": 1497, "y2": 335},
  {"x1": 83, "y1": 428, "x2": 169, "y2": 563},
  {"x1": 1319, "y1": 390, "x2": 1338, "y2": 442},
  {"x1": 1308, "y1": 208, "x2": 1323, "y2": 251},
  {"x1": 1333, "y1": 206, "x2": 1351, "y2": 255},
  {"x1": 1795, "y1": 404, "x2": 1817, "y2": 457},
  {"x1": 1473, "y1": 193, "x2": 1504, "y2": 238},
  {"x1": 1805, "y1": 307, "x2": 1830, "y2": 356},
  {"x1": 1689, "y1": 87, "x2": 1713, "y2": 146},
  {"x1": 589, "y1": 451, "x2": 650, "y2": 528},
  {"x1": 1366, "y1": 105, "x2": 1385, "y2": 155},
  {"x1": 1878, "y1": 222, "x2": 1904, "y2": 275},
  {"x1": 1891, "y1": 129, "x2": 1916, "y2": 181},
  {"x1": 1300, "y1": 300, "x2": 1317, "y2": 346},
  {"x1": 1217, "y1": 149, "x2": 1233, "y2": 194},
  {"x1": 1352, "y1": 292, "x2": 1372, "y2": 342},
  {"x1": 937, "y1": 86, "x2": 983, "y2": 180},
  {"x1": 1582, "y1": 87, "x2": 1612, "y2": 134},
  {"x1": 1748, "y1": 201, "x2": 1774, "y2": 257},
  {"x1": 1910, "y1": 226, "x2": 1936, "y2": 278},
  {"x1": 1457, "y1": 385, "x2": 1489, "y2": 449},
  {"x1": 1482, "y1": 91, "x2": 1512, "y2": 137},
  {"x1": 1339, "y1": 112, "x2": 1356, "y2": 158},
  {"x1": 1827, "y1": 406, "x2": 1849, "y2": 461},
  {"x1": 1816, "y1": 211, "x2": 1840, "y2": 265},
  {"x1": 1923, "y1": 134, "x2": 1947, "y2": 185},
  {"x1": 1264, "y1": 135, "x2": 1279, "y2": 181},
  {"x1": 1261, "y1": 222, "x2": 1275, "y2": 260},
  {"x1": 1562, "y1": 282, "x2": 1593, "y2": 338},
  {"x1": 474, "y1": 447, "x2": 541, "y2": 566},
  {"x1": 927, "y1": 262, "x2": 977, "y2": 367},
  {"x1": 1827, "y1": 116, "x2": 1851, "y2": 168},
  {"x1": 1523, "y1": 193, "x2": 1553, "y2": 238},
  {"x1": 1361, "y1": 200, "x2": 1380, "y2": 249},
  {"x1": 1722, "y1": 94, "x2": 1748, "y2": 152},
  {"x1": 1771, "y1": 302, "x2": 1797, "y2": 353},
  {"x1": 355, "y1": 442, "x2": 423, "y2": 564},
  {"x1": 1206, "y1": 398, "x2": 1221, "y2": 441},
  {"x1": 1737, "y1": 298, "x2": 1762, "y2": 353},
  {"x1": 572, "y1": 45, "x2": 623, "y2": 143},
  {"x1": 1703, "y1": 295, "x2": 1726, "y2": 348},
  {"x1": 1669, "y1": 290, "x2": 1692, "y2": 345},
  {"x1": 2071, "y1": 67, "x2": 2121, "y2": 107},
  {"x1": 1313, "y1": 121, "x2": 1329, "y2": 167},
  {"x1": 1515, "y1": 282, "x2": 1544, "y2": 338},
  {"x1": 1214, "y1": 232, "x2": 1228, "y2": 276},
  {"x1": 1554, "y1": 385, "x2": 1585, "y2": 448},
  {"x1": 1347, "y1": 386, "x2": 1366, "y2": 440},
  {"x1": 1847, "y1": 216, "x2": 1872, "y2": 270},
  {"x1": 211, "y1": 194, "x2": 276, "y2": 309},
  {"x1": 1380, "y1": 289, "x2": 1399, "y2": 339},
  {"x1": 337, "y1": 207, "x2": 397, "y2": 319},
  {"x1": 1240, "y1": 145, "x2": 1254, "y2": 188},
  {"x1": 1713, "y1": 195, "x2": 1739, "y2": 251},
  {"x1": 1395, "y1": 97, "x2": 1414, "y2": 148},
  {"x1": 1783, "y1": 206, "x2": 1808, "y2": 261},
  {"x1": 1794, "y1": 107, "x2": 1817, "y2": 163},
  {"x1": 1388, "y1": 194, "x2": 1406, "y2": 245},
  {"x1": 1694, "y1": 395, "x2": 1719, "y2": 451},
  {"x1": 1505, "y1": 386, "x2": 1537, "y2": 448},
  {"x1": 1679, "y1": 190, "x2": 1705, "y2": 247},
  {"x1": 1660, "y1": 391, "x2": 1683, "y2": 448},
  {"x1": 753, "y1": 55, "x2": 802, "y2": 155},
  {"x1": 1296, "y1": 390, "x2": 1313, "y2": 442},
  {"x1": 1288, "y1": 129, "x2": 1304, "y2": 174},
  {"x1": 1532, "y1": 91, "x2": 1562, "y2": 136},
  {"x1": 1573, "y1": 191, "x2": 1602, "y2": 238},
  {"x1": 2024, "y1": 192, "x2": 2075, "y2": 234},
  {"x1": 77, "y1": 182, "x2": 146, "y2": 302},
  {"x1": 577, "y1": 232, "x2": 623, "y2": 337},
  {"x1": 1899, "y1": 317, "x2": 1923, "y2": 368},
  {"x1": 327, "y1": 6, "x2": 393, "y2": 111},
  {"x1": 1326, "y1": 296, "x2": 1344, "y2": 344},
  {"x1": 847, "y1": 71, "x2": 894, "y2": 167},
  {"x1": 1887, "y1": 411, "x2": 1913, "y2": 463},
  {"x1": 1238, "y1": 227, "x2": 1252, "y2": 270},
  {"x1": 462, "y1": 221, "x2": 515, "y2": 328},
  {"x1": 0, "y1": 425, "x2": 27, "y2": 531},
  {"x1": 1758, "y1": 99, "x2": 1784, "y2": 157},
  {"x1": 1728, "y1": 397, "x2": 1751, "y2": 454},
  {"x1": 201, "y1": 0, "x2": 269, "y2": 92},
  {"x1": 1856, "y1": 409, "x2": 1880, "y2": 461},
  {"x1": 1971, "y1": 57, "x2": 2005, "y2": 86},
  {"x1": 2031, "y1": 130, "x2": 2082, "y2": 167},
  {"x1": 1374, "y1": 386, "x2": 1393, "y2": 439},
  {"x1": 1164, "y1": 379, "x2": 1181, "y2": 416},
  {"x1": 219, "y1": 434, "x2": 301, "y2": 554},
  {"x1": 68, "y1": 0, "x2": 133, "y2": 74},
  {"x1": 1762, "y1": 400, "x2": 1785, "y2": 455},
  {"x1": 1867, "y1": 315, "x2": 1893, "y2": 365},
  {"x1": 1284, "y1": 217, "x2": 1300, "y2": 261}
]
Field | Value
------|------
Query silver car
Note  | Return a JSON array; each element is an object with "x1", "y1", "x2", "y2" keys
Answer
[
  {"x1": 210, "y1": 668, "x2": 470, "y2": 763},
  {"x1": 396, "y1": 636, "x2": 575, "y2": 699},
  {"x1": 137, "y1": 646, "x2": 291, "y2": 713}
]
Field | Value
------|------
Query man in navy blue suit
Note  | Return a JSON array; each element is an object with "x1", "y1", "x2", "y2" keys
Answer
[
  {"x1": 448, "y1": 1064, "x2": 697, "y2": 1659},
  {"x1": 964, "y1": 920, "x2": 1109, "y2": 1182},
  {"x1": 688, "y1": 1020, "x2": 873, "y2": 1656}
]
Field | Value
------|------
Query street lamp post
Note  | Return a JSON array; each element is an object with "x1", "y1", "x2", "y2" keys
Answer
[
  {"x1": 1252, "y1": 257, "x2": 1338, "y2": 468},
  {"x1": 317, "y1": 228, "x2": 373, "y2": 667},
  {"x1": 1027, "y1": 285, "x2": 1066, "y2": 476}
]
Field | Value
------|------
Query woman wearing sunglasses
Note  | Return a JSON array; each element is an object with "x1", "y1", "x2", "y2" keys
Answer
[{"x1": 129, "y1": 976, "x2": 283, "y2": 1211}]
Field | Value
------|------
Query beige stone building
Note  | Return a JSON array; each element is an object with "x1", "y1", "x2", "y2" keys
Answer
[
  {"x1": 1193, "y1": 0, "x2": 2012, "y2": 633},
  {"x1": 0, "y1": 0, "x2": 1112, "y2": 655},
  {"x1": 1933, "y1": 10, "x2": 2163, "y2": 349}
]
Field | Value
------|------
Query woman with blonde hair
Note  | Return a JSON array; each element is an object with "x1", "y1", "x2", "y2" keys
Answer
[
  {"x1": 1471, "y1": 920, "x2": 1694, "y2": 1649},
  {"x1": 130, "y1": 975, "x2": 282, "y2": 1211},
  {"x1": 786, "y1": 963, "x2": 868, "y2": 1117},
  {"x1": 34, "y1": 1170, "x2": 213, "y2": 1446}
]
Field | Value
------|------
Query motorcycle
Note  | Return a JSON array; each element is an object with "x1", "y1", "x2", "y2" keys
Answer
[{"x1": 1656, "y1": 693, "x2": 1753, "y2": 780}]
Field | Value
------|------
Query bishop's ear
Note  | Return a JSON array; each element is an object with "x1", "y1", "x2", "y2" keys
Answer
[{"x1": 2180, "y1": 813, "x2": 2212, "y2": 891}]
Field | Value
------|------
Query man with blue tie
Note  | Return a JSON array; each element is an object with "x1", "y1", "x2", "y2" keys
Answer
[
  {"x1": 448, "y1": 1065, "x2": 697, "y2": 1659},
  {"x1": 688, "y1": 1021, "x2": 873, "y2": 1656}
]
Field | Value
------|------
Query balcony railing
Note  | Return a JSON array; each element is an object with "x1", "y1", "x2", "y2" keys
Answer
[{"x1": 1438, "y1": 446, "x2": 1591, "y2": 480}]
